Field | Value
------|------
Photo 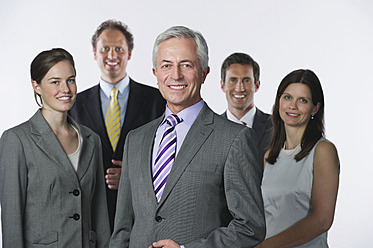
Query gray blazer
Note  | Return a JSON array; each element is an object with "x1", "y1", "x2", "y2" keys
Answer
[
  {"x1": 0, "y1": 110, "x2": 110, "y2": 248},
  {"x1": 222, "y1": 108, "x2": 272, "y2": 167},
  {"x1": 110, "y1": 103, "x2": 265, "y2": 248}
]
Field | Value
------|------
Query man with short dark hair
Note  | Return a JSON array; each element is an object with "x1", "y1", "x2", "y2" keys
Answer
[
  {"x1": 110, "y1": 26, "x2": 265, "y2": 248},
  {"x1": 220, "y1": 52, "x2": 272, "y2": 166},
  {"x1": 69, "y1": 19, "x2": 165, "y2": 231}
]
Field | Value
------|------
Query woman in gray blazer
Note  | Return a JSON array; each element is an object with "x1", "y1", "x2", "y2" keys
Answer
[{"x1": 0, "y1": 48, "x2": 110, "y2": 247}]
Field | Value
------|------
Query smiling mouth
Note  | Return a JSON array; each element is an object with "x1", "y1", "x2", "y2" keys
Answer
[
  {"x1": 233, "y1": 94, "x2": 246, "y2": 99},
  {"x1": 287, "y1": 112, "x2": 300, "y2": 117},
  {"x1": 106, "y1": 61, "x2": 119, "y2": 66},
  {"x1": 57, "y1": 96, "x2": 71, "y2": 100},
  {"x1": 169, "y1": 85, "x2": 187, "y2": 90}
]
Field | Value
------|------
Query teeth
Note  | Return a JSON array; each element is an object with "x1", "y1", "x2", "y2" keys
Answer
[
  {"x1": 107, "y1": 62, "x2": 118, "y2": 66},
  {"x1": 233, "y1": 94, "x2": 245, "y2": 99},
  {"x1": 288, "y1": 113, "x2": 299, "y2": 117},
  {"x1": 170, "y1": 85, "x2": 186, "y2": 90},
  {"x1": 58, "y1": 97, "x2": 70, "y2": 100}
]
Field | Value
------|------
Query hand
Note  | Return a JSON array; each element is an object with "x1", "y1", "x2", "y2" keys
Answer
[
  {"x1": 105, "y1": 159, "x2": 122, "y2": 190},
  {"x1": 149, "y1": 239, "x2": 180, "y2": 248}
]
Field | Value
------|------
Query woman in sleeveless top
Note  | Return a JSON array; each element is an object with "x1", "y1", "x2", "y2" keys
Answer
[
  {"x1": 0, "y1": 48, "x2": 110, "y2": 247},
  {"x1": 256, "y1": 69, "x2": 339, "y2": 247}
]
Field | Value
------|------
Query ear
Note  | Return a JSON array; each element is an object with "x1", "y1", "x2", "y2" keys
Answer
[
  {"x1": 32, "y1": 80, "x2": 41, "y2": 95},
  {"x1": 254, "y1": 80, "x2": 261, "y2": 93},
  {"x1": 93, "y1": 49, "x2": 97, "y2": 60},
  {"x1": 128, "y1": 51, "x2": 132, "y2": 60},
  {"x1": 312, "y1": 102, "x2": 321, "y2": 116},
  {"x1": 220, "y1": 80, "x2": 226, "y2": 93},
  {"x1": 201, "y1": 66, "x2": 210, "y2": 84},
  {"x1": 152, "y1": 68, "x2": 157, "y2": 77}
]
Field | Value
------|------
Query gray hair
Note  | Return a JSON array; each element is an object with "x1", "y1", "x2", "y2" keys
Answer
[{"x1": 152, "y1": 26, "x2": 209, "y2": 71}]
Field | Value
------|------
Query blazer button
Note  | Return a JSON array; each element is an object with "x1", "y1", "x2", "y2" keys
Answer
[
  {"x1": 73, "y1": 189, "x2": 80, "y2": 196},
  {"x1": 71, "y1": 214, "x2": 80, "y2": 221},
  {"x1": 155, "y1": 216, "x2": 162, "y2": 222}
]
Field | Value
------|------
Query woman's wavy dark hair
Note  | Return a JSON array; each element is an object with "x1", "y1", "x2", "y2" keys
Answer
[{"x1": 266, "y1": 69, "x2": 325, "y2": 164}]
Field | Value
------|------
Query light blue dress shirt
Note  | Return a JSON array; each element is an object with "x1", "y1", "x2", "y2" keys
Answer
[{"x1": 99, "y1": 76, "x2": 130, "y2": 128}]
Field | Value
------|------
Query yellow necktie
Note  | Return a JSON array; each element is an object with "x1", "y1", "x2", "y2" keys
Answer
[{"x1": 105, "y1": 87, "x2": 121, "y2": 151}]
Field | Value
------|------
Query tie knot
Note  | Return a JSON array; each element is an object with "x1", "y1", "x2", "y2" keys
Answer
[
  {"x1": 111, "y1": 87, "x2": 119, "y2": 98},
  {"x1": 165, "y1": 114, "x2": 183, "y2": 127}
]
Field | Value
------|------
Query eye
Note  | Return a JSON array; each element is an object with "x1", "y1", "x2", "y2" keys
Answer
[
  {"x1": 116, "y1": 47, "x2": 124, "y2": 52},
  {"x1": 67, "y1": 78, "x2": 76, "y2": 84},
  {"x1": 229, "y1": 78, "x2": 237, "y2": 83},
  {"x1": 52, "y1": 81, "x2": 59, "y2": 85},
  {"x1": 182, "y1": 63, "x2": 191, "y2": 68},
  {"x1": 243, "y1": 78, "x2": 251, "y2": 84},
  {"x1": 299, "y1": 98, "x2": 308, "y2": 103},
  {"x1": 161, "y1": 64, "x2": 170, "y2": 69},
  {"x1": 283, "y1": 94, "x2": 291, "y2": 100},
  {"x1": 102, "y1": 47, "x2": 109, "y2": 52}
]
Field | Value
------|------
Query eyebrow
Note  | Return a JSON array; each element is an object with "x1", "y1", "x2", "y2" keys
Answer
[
  {"x1": 283, "y1": 92, "x2": 311, "y2": 99},
  {"x1": 160, "y1": 59, "x2": 193, "y2": 64},
  {"x1": 47, "y1": 75, "x2": 75, "y2": 81}
]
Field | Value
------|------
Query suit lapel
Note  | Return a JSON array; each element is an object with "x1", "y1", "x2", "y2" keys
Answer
[
  {"x1": 82, "y1": 85, "x2": 112, "y2": 152},
  {"x1": 29, "y1": 110, "x2": 79, "y2": 184},
  {"x1": 158, "y1": 104, "x2": 214, "y2": 207},
  {"x1": 252, "y1": 110, "x2": 266, "y2": 143},
  {"x1": 70, "y1": 117, "x2": 95, "y2": 180},
  {"x1": 140, "y1": 116, "x2": 164, "y2": 205}
]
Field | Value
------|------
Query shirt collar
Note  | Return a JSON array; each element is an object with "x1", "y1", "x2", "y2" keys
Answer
[
  {"x1": 227, "y1": 106, "x2": 256, "y2": 128},
  {"x1": 99, "y1": 75, "x2": 130, "y2": 98},
  {"x1": 163, "y1": 100, "x2": 204, "y2": 127}
]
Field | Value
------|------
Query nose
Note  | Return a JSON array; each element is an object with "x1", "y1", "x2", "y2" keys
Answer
[
  {"x1": 235, "y1": 80, "x2": 245, "y2": 92},
  {"x1": 108, "y1": 48, "x2": 117, "y2": 59},
  {"x1": 289, "y1": 99, "x2": 297, "y2": 109},
  {"x1": 170, "y1": 66, "x2": 183, "y2": 80},
  {"x1": 61, "y1": 81, "x2": 70, "y2": 93}
]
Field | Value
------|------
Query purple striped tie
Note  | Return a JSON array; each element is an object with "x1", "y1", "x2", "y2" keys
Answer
[{"x1": 153, "y1": 114, "x2": 183, "y2": 202}]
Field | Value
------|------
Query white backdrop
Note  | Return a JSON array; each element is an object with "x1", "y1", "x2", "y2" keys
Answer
[{"x1": 1, "y1": 0, "x2": 372, "y2": 246}]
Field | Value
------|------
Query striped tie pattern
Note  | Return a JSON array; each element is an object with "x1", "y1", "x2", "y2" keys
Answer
[
  {"x1": 153, "y1": 114, "x2": 183, "y2": 202},
  {"x1": 105, "y1": 87, "x2": 121, "y2": 151}
]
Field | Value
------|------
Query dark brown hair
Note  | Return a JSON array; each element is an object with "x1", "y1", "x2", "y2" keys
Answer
[
  {"x1": 266, "y1": 69, "x2": 325, "y2": 164},
  {"x1": 220, "y1": 52, "x2": 260, "y2": 83}
]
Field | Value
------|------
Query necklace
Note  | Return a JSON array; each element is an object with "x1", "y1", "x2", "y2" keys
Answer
[{"x1": 283, "y1": 143, "x2": 301, "y2": 156}]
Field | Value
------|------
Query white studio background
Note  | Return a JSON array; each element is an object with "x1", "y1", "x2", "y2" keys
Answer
[{"x1": 0, "y1": 0, "x2": 372, "y2": 246}]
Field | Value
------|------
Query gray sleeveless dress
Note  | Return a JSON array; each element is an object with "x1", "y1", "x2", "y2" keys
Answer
[{"x1": 262, "y1": 138, "x2": 328, "y2": 247}]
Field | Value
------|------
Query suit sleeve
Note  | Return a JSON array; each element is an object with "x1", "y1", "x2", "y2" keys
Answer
[
  {"x1": 91, "y1": 134, "x2": 111, "y2": 247},
  {"x1": 109, "y1": 133, "x2": 134, "y2": 248},
  {"x1": 185, "y1": 127, "x2": 266, "y2": 248},
  {"x1": 0, "y1": 130, "x2": 27, "y2": 248}
]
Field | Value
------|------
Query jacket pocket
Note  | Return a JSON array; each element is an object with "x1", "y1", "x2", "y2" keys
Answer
[
  {"x1": 24, "y1": 230, "x2": 58, "y2": 246},
  {"x1": 89, "y1": 230, "x2": 97, "y2": 248}
]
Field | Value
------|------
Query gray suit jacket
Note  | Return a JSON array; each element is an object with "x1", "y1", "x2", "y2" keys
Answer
[
  {"x1": 222, "y1": 108, "x2": 272, "y2": 167},
  {"x1": 0, "y1": 110, "x2": 110, "y2": 248},
  {"x1": 110, "y1": 103, "x2": 265, "y2": 248}
]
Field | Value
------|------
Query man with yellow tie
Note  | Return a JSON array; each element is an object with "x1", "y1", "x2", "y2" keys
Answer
[{"x1": 69, "y1": 19, "x2": 165, "y2": 232}]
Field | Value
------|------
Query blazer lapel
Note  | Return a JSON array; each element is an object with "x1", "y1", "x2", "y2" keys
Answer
[
  {"x1": 252, "y1": 109, "x2": 266, "y2": 143},
  {"x1": 140, "y1": 116, "x2": 165, "y2": 205},
  {"x1": 70, "y1": 117, "x2": 94, "y2": 180},
  {"x1": 157, "y1": 104, "x2": 214, "y2": 207},
  {"x1": 82, "y1": 85, "x2": 112, "y2": 152},
  {"x1": 29, "y1": 110, "x2": 79, "y2": 184}
]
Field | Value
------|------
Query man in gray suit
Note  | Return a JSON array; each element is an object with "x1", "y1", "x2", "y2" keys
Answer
[
  {"x1": 110, "y1": 26, "x2": 265, "y2": 248},
  {"x1": 220, "y1": 53, "x2": 272, "y2": 167}
]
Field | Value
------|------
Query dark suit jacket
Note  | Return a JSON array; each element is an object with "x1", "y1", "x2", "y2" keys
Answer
[
  {"x1": 110, "y1": 103, "x2": 265, "y2": 248},
  {"x1": 0, "y1": 110, "x2": 110, "y2": 248},
  {"x1": 222, "y1": 108, "x2": 272, "y2": 167},
  {"x1": 69, "y1": 78, "x2": 166, "y2": 231}
]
